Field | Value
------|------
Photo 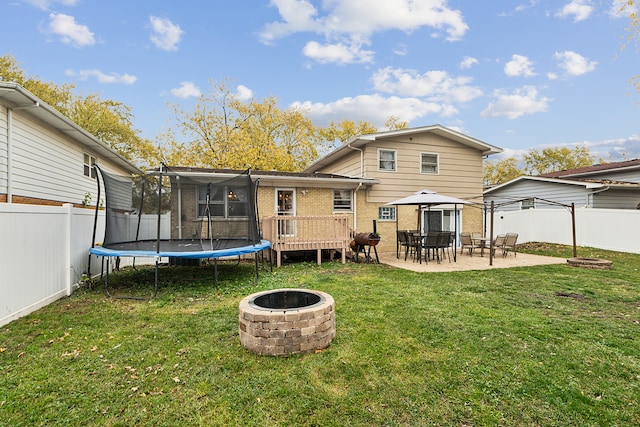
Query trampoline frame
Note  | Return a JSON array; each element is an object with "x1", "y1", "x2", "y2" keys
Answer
[{"x1": 88, "y1": 165, "x2": 271, "y2": 299}]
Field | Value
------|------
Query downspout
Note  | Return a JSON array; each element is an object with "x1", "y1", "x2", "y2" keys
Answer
[
  {"x1": 6, "y1": 101, "x2": 40, "y2": 203},
  {"x1": 346, "y1": 142, "x2": 364, "y2": 231},
  {"x1": 176, "y1": 175, "x2": 182, "y2": 239},
  {"x1": 353, "y1": 182, "x2": 362, "y2": 231}
]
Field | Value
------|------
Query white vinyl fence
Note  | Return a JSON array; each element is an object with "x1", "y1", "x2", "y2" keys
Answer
[
  {"x1": 0, "y1": 204, "x2": 169, "y2": 327},
  {"x1": 491, "y1": 207, "x2": 640, "y2": 254}
]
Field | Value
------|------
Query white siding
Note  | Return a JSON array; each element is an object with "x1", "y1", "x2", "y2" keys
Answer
[
  {"x1": 7, "y1": 109, "x2": 133, "y2": 206},
  {"x1": 11, "y1": 109, "x2": 95, "y2": 204}
]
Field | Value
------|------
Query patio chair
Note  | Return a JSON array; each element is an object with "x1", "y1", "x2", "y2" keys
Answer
[
  {"x1": 502, "y1": 233, "x2": 519, "y2": 257},
  {"x1": 491, "y1": 234, "x2": 506, "y2": 257},
  {"x1": 460, "y1": 232, "x2": 481, "y2": 256},
  {"x1": 396, "y1": 230, "x2": 410, "y2": 259},
  {"x1": 405, "y1": 232, "x2": 422, "y2": 262},
  {"x1": 436, "y1": 231, "x2": 453, "y2": 263},
  {"x1": 396, "y1": 230, "x2": 404, "y2": 258},
  {"x1": 422, "y1": 233, "x2": 441, "y2": 263}
]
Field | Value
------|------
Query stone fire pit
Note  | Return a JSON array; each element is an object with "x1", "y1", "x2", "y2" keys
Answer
[
  {"x1": 567, "y1": 257, "x2": 613, "y2": 270},
  {"x1": 239, "y1": 288, "x2": 336, "y2": 356}
]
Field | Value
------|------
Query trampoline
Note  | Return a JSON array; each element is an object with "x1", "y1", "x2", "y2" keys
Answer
[{"x1": 89, "y1": 165, "x2": 271, "y2": 299}]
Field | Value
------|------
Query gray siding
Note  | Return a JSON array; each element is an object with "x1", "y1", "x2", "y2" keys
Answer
[
  {"x1": 593, "y1": 190, "x2": 640, "y2": 209},
  {"x1": 485, "y1": 180, "x2": 589, "y2": 211}
]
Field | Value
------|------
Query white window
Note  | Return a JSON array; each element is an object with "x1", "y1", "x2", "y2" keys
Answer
[
  {"x1": 378, "y1": 206, "x2": 396, "y2": 221},
  {"x1": 333, "y1": 190, "x2": 353, "y2": 211},
  {"x1": 521, "y1": 198, "x2": 535, "y2": 210},
  {"x1": 198, "y1": 185, "x2": 248, "y2": 218},
  {"x1": 378, "y1": 149, "x2": 396, "y2": 171},
  {"x1": 84, "y1": 153, "x2": 96, "y2": 178},
  {"x1": 420, "y1": 153, "x2": 439, "y2": 174}
]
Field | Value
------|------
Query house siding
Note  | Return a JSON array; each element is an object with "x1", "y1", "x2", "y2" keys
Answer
[
  {"x1": 485, "y1": 180, "x2": 589, "y2": 211},
  {"x1": 1, "y1": 107, "x2": 132, "y2": 207},
  {"x1": 315, "y1": 132, "x2": 485, "y2": 240},
  {"x1": 593, "y1": 189, "x2": 640, "y2": 209},
  {"x1": 320, "y1": 149, "x2": 362, "y2": 177},
  {"x1": 361, "y1": 134, "x2": 483, "y2": 203}
]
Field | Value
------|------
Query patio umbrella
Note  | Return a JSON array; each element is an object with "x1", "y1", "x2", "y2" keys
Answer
[{"x1": 386, "y1": 189, "x2": 469, "y2": 261}]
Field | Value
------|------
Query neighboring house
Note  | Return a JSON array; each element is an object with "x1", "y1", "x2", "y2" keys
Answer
[
  {"x1": 484, "y1": 159, "x2": 640, "y2": 211},
  {"x1": 163, "y1": 126, "x2": 502, "y2": 256},
  {"x1": 0, "y1": 81, "x2": 141, "y2": 206}
]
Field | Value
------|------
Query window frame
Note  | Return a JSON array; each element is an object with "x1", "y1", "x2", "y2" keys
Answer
[
  {"x1": 420, "y1": 152, "x2": 439, "y2": 175},
  {"x1": 520, "y1": 198, "x2": 535, "y2": 210},
  {"x1": 378, "y1": 206, "x2": 396, "y2": 221},
  {"x1": 378, "y1": 148, "x2": 397, "y2": 172},
  {"x1": 197, "y1": 184, "x2": 249, "y2": 219},
  {"x1": 83, "y1": 153, "x2": 96, "y2": 178},
  {"x1": 332, "y1": 189, "x2": 353, "y2": 212}
]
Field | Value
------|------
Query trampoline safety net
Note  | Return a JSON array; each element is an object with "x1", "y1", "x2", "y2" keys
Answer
[{"x1": 95, "y1": 165, "x2": 262, "y2": 254}]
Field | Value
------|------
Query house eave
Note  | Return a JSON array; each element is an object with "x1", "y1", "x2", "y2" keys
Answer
[
  {"x1": 484, "y1": 175, "x2": 608, "y2": 195},
  {"x1": 305, "y1": 124, "x2": 503, "y2": 173},
  {"x1": 0, "y1": 81, "x2": 141, "y2": 175},
  {"x1": 151, "y1": 167, "x2": 380, "y2": 189}
]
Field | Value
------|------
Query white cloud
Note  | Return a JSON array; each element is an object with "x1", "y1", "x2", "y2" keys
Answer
[
  {"x1": 24, "y1": 0, "x2": 79, "y2": 10},
  {"x1": 236, "y1": 85, "x2": 253, "y2": 101},
  {"x1": 481, "y1": 86, "x2": 551, "y2": 119},
  {"x1": 65, "y1": 69, "x2": 138, "y2": 85},
  {"x1": 260, "y1": 0, "x2": 468, "y2": 64},
  {"x1": 303, "y1": 41, "x2": 374, "y2": 64},
  {"x1": 514, "y1": 1, "x2": 538, "y2": 13},
  {"x1": 66, "y1": 69, "x2": 137, "y2": 84},
  {"x1": 170, "y1": 81, "x2": 201, "y2": 98},
  {"x1": 393, "y1": 43, "x2": 408, "y2": 57},
  {"x1": 554, "y1": 50, "x2": 597, "y2": 76},
  {"x1": 504, "y1": 54, "x2": 536, "y2": 77},
  {"x1": 460, "y1": 56, "x2": 478, "y2": 69},
  {"x1": 291, "y1": 93, "x2": 451, "y2": 127},
  {"x1": 149, "y1": 16, "x2": 183, "y2": 51},
  {"x1": 555, "y1": 0, "x2": 594, "y2": 22},
  {"x1": 47, "y1": 13, "x2": 94, "y2": 47},
  {"x1": 371, "y1": 66, "x2": 483, "y2": 103}
]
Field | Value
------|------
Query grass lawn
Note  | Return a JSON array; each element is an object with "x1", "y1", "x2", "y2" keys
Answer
[{"x1": 1, "y1": 245, "x2": 639, "y2": 426}]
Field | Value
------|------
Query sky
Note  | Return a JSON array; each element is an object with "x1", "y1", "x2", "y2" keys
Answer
[{"x1": 1, "y1": 0, "x2": 639, "y2": 162}]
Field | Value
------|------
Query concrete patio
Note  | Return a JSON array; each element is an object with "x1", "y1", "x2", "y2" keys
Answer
[{"x1": 377, "y1": 250, "x2": 567, "y2": 272}]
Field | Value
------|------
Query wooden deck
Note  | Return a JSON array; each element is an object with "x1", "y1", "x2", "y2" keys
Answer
[{"x1": 262, "y1": 215, "x2": 351, "y2": 267}]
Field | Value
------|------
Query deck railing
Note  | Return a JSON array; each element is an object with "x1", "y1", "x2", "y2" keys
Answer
[{"x1": 262, "y1": 214, "x2": 351, "y2": 266}]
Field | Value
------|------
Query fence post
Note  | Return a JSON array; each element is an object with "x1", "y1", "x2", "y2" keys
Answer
[{"x1": 63, "y1": 203, "x2": 73, "y2": 296}]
